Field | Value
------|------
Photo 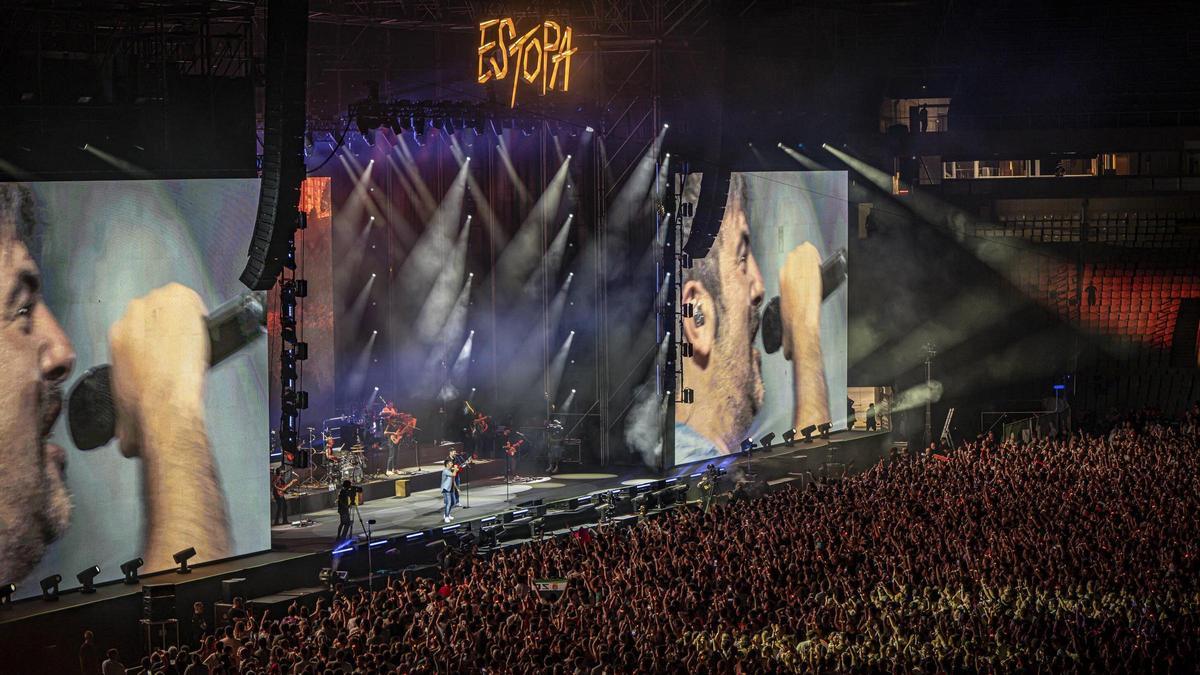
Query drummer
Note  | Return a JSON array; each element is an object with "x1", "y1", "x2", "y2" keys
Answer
[{"x1": 324, "y1": 435, "x2": 340, "y2": 464}]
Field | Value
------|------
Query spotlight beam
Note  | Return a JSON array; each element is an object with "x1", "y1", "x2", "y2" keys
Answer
[
  {"x1": 415, "y1": 217, "x2": 471, "y2": 344},
  {"x1": 779, "y1": 144, "x2": 831, "y2": 171},
  {"x1": 80, "y1": 143, "x2": 154, "y2": 178},
  {"x1": 545, "y1": 331, "x2": 576, "y2": 408},
  {"x1": 523, "y1": 214, "x2": 573, "y2": 296},
  {"x1": 494, "y1": 157, "x2": 571, "y2": 296},
  {"x1": 395, "y1": 161, "x2": 469, "y2": 314}
]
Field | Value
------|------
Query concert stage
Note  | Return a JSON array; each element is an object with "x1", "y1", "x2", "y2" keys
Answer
[
  {"x1": 2, "y1": 430, "x2": 890, "y2": 674},
  {"x1": 279, "y1": 447, "x2": 510, "y2": 516},
  {"x1": 272, "y1": 429, "x2": 893, "y2": 551}
]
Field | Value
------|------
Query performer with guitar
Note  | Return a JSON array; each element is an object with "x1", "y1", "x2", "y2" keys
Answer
[
  {"x1": 271, "y1": 466, "x2": 299, "y2": 526},
  {"x1": 464, "y1": 400, "x2": 490, "y2": 457},
  {"x1": 440, "y1": 453, "x2": 477, "y2": 522},
  {"x1": 501, "y1": 428, "x2": 525, "y2": 483},
  {"x1": 380, "y1": 401, "x2": 409, "y2": 474},
  {"x1": 384, "y1": 410, "x2": 417, "y2": 474}
]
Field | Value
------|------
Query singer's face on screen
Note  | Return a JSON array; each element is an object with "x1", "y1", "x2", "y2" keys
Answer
[
  {"x1": 0, "y1": 224, "x2": 76, "y2": 583},
  {"x1": 679, "y1": 185, "x2": 767, "y2": 454},
  {"x1": 711, "y1": 203, "x2": 767, "y2": 437}
]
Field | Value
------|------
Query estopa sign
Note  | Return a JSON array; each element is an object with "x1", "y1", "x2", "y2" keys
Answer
[{"x1": 478, "y1": 19, "x2": 578, "y2": 108}]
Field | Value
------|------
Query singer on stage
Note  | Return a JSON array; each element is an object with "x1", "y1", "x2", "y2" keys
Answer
[{"x1": 0, "y1": 184, "x2": 233, "y2": 587}]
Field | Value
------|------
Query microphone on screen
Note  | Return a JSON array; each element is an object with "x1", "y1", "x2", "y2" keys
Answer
[
  {"x1": 66, "y1": 291, "x2": 268, "y2": 451},
  {"x1": 760, "y1": 248, "x2": 847, "y2": 355}
]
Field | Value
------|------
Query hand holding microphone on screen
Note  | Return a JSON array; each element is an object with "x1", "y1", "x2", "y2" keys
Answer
[
  {"x1": 761, "y1": 246, "x2": 846, "y2": 430},
  {"x1": 107, "y1": 284, "x2": 210, "y2": 460},
  {"x1": 760, "y1": 247, "x2": 847, "y2": 356},
  {"x1": 67, "y1": 283, "x2": 264, "y2": 570}
]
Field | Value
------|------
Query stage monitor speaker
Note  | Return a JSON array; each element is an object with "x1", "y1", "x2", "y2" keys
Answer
[
  {"x1": 240, "y1": 0, "x2": 309, "y2": 290},
  {"x1": 143, "y1": 583, "x2": 176, "y2": 621},
  {"x1": 213, "y1": 601, "x2": 234, "y2": 627},
  {"x1": 221, "y1": 578, "x2": 248, "y2": 604}
]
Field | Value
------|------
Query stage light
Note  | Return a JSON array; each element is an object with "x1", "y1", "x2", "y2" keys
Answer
[
  {"x1": 782, "y1": 429, "x2": 796, "y2": 446},
  {"x1": 173, "y1": 547, "x2": 196, "y2": 574},
  {"x1": 663, "y1": 123, "x2": 669, "y2": 128},
  {"x1": 118, "y1": 556, "x2": 142, "y2": 584},
  {"x1": 76, "y1": 565, "x2": 101, "y2": 594},
  {"x1": 39, "y1": 574, "x2": 61, "y2": 601},
  {"x1": 371, "y1": 273, "x2": 376, "y2": 277},
  {"x1": 758, "y1": 432, "x2": 776, "y2": 449},
  {"x1": 373, "y1": 330, "x2": 378, "y2": 335},
  {"x1": 740, "y1": 438, "x2": 754, "y2": 454},
  {"x1": 585, "y1": 125, "x2": 594, "y2": 133},
  {"x1": 800, "y1": 425, "x2": 816, "y2": 442},
  {"x1": 0, "y1": 583, "x2": 14, "y2": 608},
  {"x1": 818, "y1": 422, "x2": 832, "y2": 439}
]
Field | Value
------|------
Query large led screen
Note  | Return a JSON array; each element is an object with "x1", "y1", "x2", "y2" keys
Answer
[
  {"x1": 0, "y1": 180, "x2": 269, "y2": 599},
  {"x1": 673, "y1": 171, "x2": 848, "y2": 466}
]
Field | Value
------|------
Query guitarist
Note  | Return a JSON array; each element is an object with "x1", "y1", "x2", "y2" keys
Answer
[
  {"x1": 501, "y1": 428, "x2": 525, "y2": 482},
  {"x1": 380, "y1": 401, "x2": 401, "y2": 474},
  {"x1": 271, "y1": 466, "x2": 299, "y2": 526},
  {"x1": 384, "y1": 410, "x2": 417, "y2": 474},
  {"x1": 447, "y1": 447, "x2": 468, "y2": 511}
]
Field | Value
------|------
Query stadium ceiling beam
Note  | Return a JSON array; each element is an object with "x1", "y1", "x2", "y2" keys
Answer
[{"x1": 302, "y1": 0, "x2": 718, "y2": 40}]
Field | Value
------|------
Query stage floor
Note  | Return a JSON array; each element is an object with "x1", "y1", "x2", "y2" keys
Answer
[
  {"x1": 271, "y1": 429, "x2": 890, "y2": 551},
  {"x1": 271, "y1": 468, "x2": 659, "y2": 549}
]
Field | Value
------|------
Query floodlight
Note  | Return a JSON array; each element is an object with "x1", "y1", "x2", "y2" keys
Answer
[
  {"x1": 76, "y1": 566, "x2": 101, "y2": 594},
  {"x1": 173, "y1": 547, "x2": 197, "y2": 574},
  {"x1": 39, "y1": 574, "x2": 61, "y2": 601},
  {"x1": 120, "y1": 558, "x2": 144, "y2": 585}
]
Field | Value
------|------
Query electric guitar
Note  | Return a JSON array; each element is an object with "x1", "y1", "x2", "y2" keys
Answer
[
  {"x1": 387, "y1": 417, "x2": 417, "y2": 445},
  {"x1": 273, "y1": 475, "x2": 298, "y2": 499},
  {"x1": 504, "y1": 439, "x2": 525, "y2": 456}
]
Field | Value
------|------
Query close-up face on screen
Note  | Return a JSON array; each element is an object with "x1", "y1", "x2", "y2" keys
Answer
[
  {"x1": 0, "y1": 180, "x2": 269, "y2": 599},
  {"x1": 673, "y1": 171, "x2": 848, "y2": 467}
]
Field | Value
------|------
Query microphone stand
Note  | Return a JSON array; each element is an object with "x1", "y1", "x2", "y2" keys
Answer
[{"x1": 460, "y1": 459, "x2": 471, "y2": 509}]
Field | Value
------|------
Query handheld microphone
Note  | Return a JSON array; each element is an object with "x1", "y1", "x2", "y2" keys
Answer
[
  {"x1": 66, "y1": 291, "x2": 267, "y2": 450},
  {"x1": 760, "y1": 248, "x2": 846, "y2": 355}
]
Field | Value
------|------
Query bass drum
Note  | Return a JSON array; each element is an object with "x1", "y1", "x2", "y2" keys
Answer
[{"x1": 342, "y1": 463, "x2": 365, "y2": 484}]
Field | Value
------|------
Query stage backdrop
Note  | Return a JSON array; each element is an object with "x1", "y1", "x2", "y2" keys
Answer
[
  {"x1": 18, "y1": 179, "x2": 269, "y2": 598},
  {"x1": 672, "y1": 171, "x2": 848, "y2": 467}
]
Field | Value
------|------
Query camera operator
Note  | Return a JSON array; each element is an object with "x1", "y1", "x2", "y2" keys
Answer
[
  {"x1": 698, "y1": 463, "x2": 723, "y2": 513},
  {"x1": 335, "y1": 480, "x2": 360, "y2": 541}
]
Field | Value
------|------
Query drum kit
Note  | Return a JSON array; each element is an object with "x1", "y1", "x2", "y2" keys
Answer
[{"x1": 297, "y1": 426, "x2": 369, "y2": 489}]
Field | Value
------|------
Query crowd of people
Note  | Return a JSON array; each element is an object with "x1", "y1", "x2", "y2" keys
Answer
[{"x1": 85, "y1": 405, "x2": 1199, "y2": 674}]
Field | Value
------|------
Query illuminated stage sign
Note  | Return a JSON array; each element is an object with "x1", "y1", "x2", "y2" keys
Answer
[{"x1": 478, "y1": 19, "x2": 577, "y2": 108}]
